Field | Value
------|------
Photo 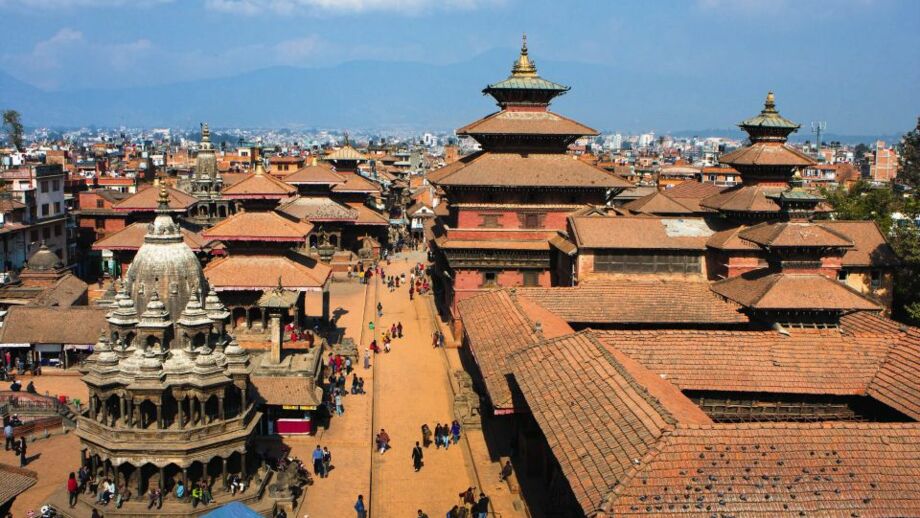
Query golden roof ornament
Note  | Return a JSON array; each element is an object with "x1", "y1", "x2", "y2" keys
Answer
[
  {"x1": 254, "y1": 160, "x2": 266, "y2": 176},
  {"x1": 762, "y1": 91, "x2": 778, "y2": 115},
  {"x1": 511, "y1": 33, "x2": 538, "y2": 78},
  {"x1": 201, "y1": 122, "x2": 211, "y2": 143}
]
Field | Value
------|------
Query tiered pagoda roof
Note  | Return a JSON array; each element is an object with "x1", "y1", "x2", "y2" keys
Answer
[
  {"x1": 428, "y1": 151, "x2": 630, "y2": 189},
  {"x1": 710, "y1": 269, "x2": 879, "y2": 312},
  {"x1": 221, "y1": 161, "x2": 296, "y2": 199},
  {"x1": 283, "y1": 159, "x2": 346, "y2": 186},
  {"x1": 113, "y1": 184, "x2": 198, "y2": 213},
  {"x1": 701, "y1": 92, "x2": 818, "y2": 217},
  {"x1": 201, "y1": 210, "x2": 313, "y2": 242}
]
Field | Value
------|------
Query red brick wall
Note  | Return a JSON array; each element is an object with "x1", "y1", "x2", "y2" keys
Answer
[{"x1": 456, "y1": 208, "x2": 570, "y2": 231}]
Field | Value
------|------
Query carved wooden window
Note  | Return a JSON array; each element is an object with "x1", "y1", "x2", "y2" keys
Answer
[
  {"x1": 522, "y1": 271, "x2": 540, "y2": 287},
  {"x1": 482, "y1": 271, "x2": 498, "y2": 287},
  {"x1": 594, "y1": 251, "x2": 701, "y2": 274},
  {"x1": 480, "y1": 214, "x2": 501, "y2": 228}
]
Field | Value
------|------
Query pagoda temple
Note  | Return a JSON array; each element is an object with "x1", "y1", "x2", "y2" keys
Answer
[{"x1": 429, "y1": 35, "x2": 631, "y2": 317}]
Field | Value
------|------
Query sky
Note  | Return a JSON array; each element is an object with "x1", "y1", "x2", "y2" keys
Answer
[{"x1": 0, "y1": 0, "x2": 918, "y2": 134}]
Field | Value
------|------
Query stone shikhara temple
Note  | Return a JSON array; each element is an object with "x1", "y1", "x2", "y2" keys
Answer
[{"x1": 57, "y1": 183, "x2": 292, "y2": 516}]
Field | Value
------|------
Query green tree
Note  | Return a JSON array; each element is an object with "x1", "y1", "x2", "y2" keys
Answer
[
  {"x1": 898, "y1": 116, "x2": 920, "y2": 190},
  {"x1": 821, "y1": 181, "x2": 897, "y2": 232},
  {"x1": 890, "y1": 225, "x2": 920, "y2": 325},
  {"x1": 2, "y1": 109, "x2": 23, "y2": 151}
]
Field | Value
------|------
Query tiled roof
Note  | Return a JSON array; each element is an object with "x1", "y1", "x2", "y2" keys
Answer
[
  {"x1": 113, "y1": 184, "x2": 198, "y2": 212},
  {"x1": 700, "y1": 184, "x2": 784, "y2": 213},
  {"x1": 251, "y1": 375, "x2": 323, "y2": 408},
  {"x1": 624, "y1": 191, "x2": 699, "y2": 215},
  {"x1": 706, "y1": 226, "x2": 761, "y2": 251},
  {"x1": 457, "y1": 289, "x2": 573, "y2": 412},
  {"x1": 0, "y1": 306, "x2": 107, "y2": 345},
  {"x1": 204, "y1": 255, "x2": 331, "y2": 291},
  {"x1": 867, "y1": 329, "x2": 920, "y2": 420},
  {"x1": 324, "y1": 145, "x2": 367, "y2": 161},
  {"x1": 202, "y1": 211, "x2": 313, "y2": 242},
  {"x1": 282, "y1": 163, "x2": 345, "y2": 185},
  {"x1": 221, "y1": 172, "x2": 297, "y2": 198},
  {"x1": 738, "y1": 221, "x2": 854, "y2": 248},
  {"x1": 710, "y1": 270, "x2": 880, "y2": 311},
  {"x1": 823, "y1": 220, "x2": 900, "y2": 267},
  {"x1": 515, "y1": 281, "x2": 748, "y2": 325},
  {"x1": 592, "y1": 328, "x2": 892, "y2": 395},
  {"x1": 457, "y1": 109, "x2": 598, "y2": 136},
  {"x1": 346, "y1": 202, "x2": 389, "y2": 226},
  {"x1": 839, "y1": 311, "x2": 907, "y2": 335},
  {"x1": 508, "y1": 331, "x2": 709, "y2": 515},
  {"x1": 276, "y1": 196, "x2": 358, "y2": 222},
  {"x1": 570, "y1": 216, "x2": 713, "y2": 250},
  {"x1": 0, "y1": 198, "x2": 26, "y2": 211},
  {"x1": 604, "y1": 422, "x2": 920, "y2": 517},
  {"x1": 428, "y1": 151, "x2": 632, "y2": 189},
  {"x1": 0, "y1": 464, "x2": 37, "y2": 507},
  {"x1": 719, "y1": 142, "x2": 815, "y2": 167},
  {"x1": 92, "y1": 222, "x2": 211, "y2": 251},
  {"x1": 331, "y1": 172, "x2": 381, "y2": 194}
]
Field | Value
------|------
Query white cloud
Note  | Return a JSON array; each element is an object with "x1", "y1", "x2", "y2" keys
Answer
[
  {"x1": 0, "y1": 0, "x2": 172, "y2": 8},
  {"x1": 204, "y1": 0, "x2": 486, "y2": 15},
  {"x1": 1, "y1": 28, "x2": 156, "y2": 88}
]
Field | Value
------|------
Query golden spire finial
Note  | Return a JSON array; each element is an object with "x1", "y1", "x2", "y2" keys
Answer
[
  {"x1": 157, "y1": 177, "x2": 169, "y2": 209},
  {"x1": 201, "y1": 122, "x2": 211, "y2": 143},
  {"x1": 511, "y1": 32, "x2": 538, "y2": 78},
  {"x1": 254, "y1": 159, "x2": 266, "y2": 176},
  {"x1": 763, "y1": 91, "x2": 777, "y2": 113}
]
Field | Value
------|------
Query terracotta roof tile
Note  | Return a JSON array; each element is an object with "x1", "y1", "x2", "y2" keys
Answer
[
  {"x1": 324, "y1": 145, "x2": 367, "y2": 161},
  {"x1": 508, "y1": 331, "x2": 707, "y2": 515},
  {"x1": 570, "y1": 216, "x2": 713, "y2": 250},
  {"x1": 457, "y1": 109, "x2": 598, "y2": 136},
  {"x1": 719, "y1": 141, "x2": 816, "y2": 167},
  {"x1": 346, "y1": 202, "x2": 389, "y2": 226},
  {"x1": 624, "y1": 191, "x2": 699, "y2": 215},
  {"x1": 606, "y1": 422, "x2": 920, "y2": 517},
  {"x1": 867, "y1": 329, "x2": 920, "y2": 420},
  {"x1": 0, "y1": 306, "x2": 107, "y2": 345},
  {"x1": 221, "y1": 172, "x2": 296, "y2": 199},
  {"x1": 706, "y1": 225, "x2": 761, "y2": 251},
  {"x1": 0, "y1": 464, "x2": 37, "y2": 507},
  {"x1": 113, "y1": 184, "x2": 198, "y2": 212},
  {"x1": 515, "y1": 281, "x2": 748, "y2": 325},
  {"x1": 738, "y1": 221, "x2": 853, "y2": 248},
  {"x1": 204, "y1": 255, "x2": 330, "y2": 291},
  {"x1": 251, "y1": 375, "x2": 323, "y2": 408},
  {"x1": 331, "y1": 172, "x2": 382, "y2": 194},
  {"x1": 276, "y1": 196, "x2": 358, "y2": 222},
  {"x1": 428, "y1": 151, "x2": 632, "y2": 189},
  {"x1": 666, "y1": 179, "x2": 726, "y2": 200},
  {"x1": 202, "y1": 211, "x2": 313, "y2": 242},
  {"x1": 711, "y1": 270, "x2": 880, "y2": 311},
  {"x1": 593, "y1": 328, "x2": 891, "y2": 395},
  {"x1": 283, "y1": 163, "x2": 345, "y2": 185},
  {"x1": 700, "y1": 184, "x2": 785, "y2": 213},
  {"x1": 457, "y1": 289, "x2": 573, "y2": 412},
  {"x1": 823, "y1": 220, "x2": 900, "y2": 267},
  {"x1": 92, "y1": 222, "x2": 211, "y2": 251}
]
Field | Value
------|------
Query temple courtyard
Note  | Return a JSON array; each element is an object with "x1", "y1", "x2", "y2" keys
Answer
[{"x1": 4, "y1": 251, "x2": 525, "y2": 518}]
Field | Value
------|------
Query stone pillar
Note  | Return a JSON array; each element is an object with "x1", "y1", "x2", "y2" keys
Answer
[
  {"x1": 241, "y1": 386, "x2": 247, "y2": 412},
  {"x1": 183, "y1": 467, "x2": 189, "y2": 497},
  {"x1": 241, "y1": 451, "x2": 248, "y2": 479},
  {"x1": 120, "y1": 397, "x2": 127, "y2": 425},
  {"x1": 155, "y1": 403, "x2": 162, "y2": 429},
  {"x1": 218, "y1": 396, "x2": 225, "y2": 421},
  {"x1": 90, "y1": 396, "x2": 97, "y2": 420},
  {"x1": 269, "y1": 311, "x2": 282, "y2": 365},
  {"x1": 158, "y1": 466, "x2": 165, "y2": 490},
  {"x1": 91, "y1": 454, "x2": 98, "y2": 476},
  {"x1": 221, "y1": 458, "x2": 228, "y2": 489},
  {"x1": 200, "y1": 399, "x2": 207, "y2": 425},
  {"x1": 322, "y1": 285, "x2": 331, "y2": 325},
  {"x1": 178, "y1": 398, "x2": 185, "y2": 429},
  {"x1": 137, "y1": 465, "x2": 143, "y2": 495}
]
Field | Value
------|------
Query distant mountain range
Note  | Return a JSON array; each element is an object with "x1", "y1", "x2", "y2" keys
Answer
[{"x1": 0, "y1": 49, "x2": 909, "y2": 142}]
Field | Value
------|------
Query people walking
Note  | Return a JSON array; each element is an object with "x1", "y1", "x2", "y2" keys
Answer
[
  {"x1": 377, "y1": 302, "x2": 383, "y2": 318},
  {"x1": 364, "y1": 349, "x2": 371, "y2": 368},
  {"x1": 67, "y1": 472, "x2": 79, "y2": 508},
  {"x1": 354, "y1": 494, "x2": 367, "y2": 518},
  {"x1": 421, "y1": 423, "x2": 432, "y2": 448},
  {"x1": 312, "y1": 445, "x2": 323, "y2": 476},
  {"x1": 3, "y1": 420, "x2": 12, "y2": 451},
  {"x1": 397, "y1": 321, "x2": 403, "y2": 338},
  {"x1": 18, "y1": 436, "x2": 27, "y2": 466},
  {"x1": 474, "y1": 493, "x2": 490, "y2": 518},
  {"x1": 451, "y1": 420, "x2": 462, "y2": 444},
  {"x1": 499, "y1": 460, "x2": 514, "y2": 482},
  {"x1": 322, "y1": 447, "x2": 332, "y2": 478},
  {"x1": 376, "y1": 429, "x2": 390, "y2": 454},
  {"x1": 412, "y1": 441, "x2": 424, "y2": 472}
]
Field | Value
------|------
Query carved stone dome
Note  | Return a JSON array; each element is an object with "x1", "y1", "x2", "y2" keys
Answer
[
  {"x1": 26, "y1": 243, "x2": 63, "y2": 271},
  {"x1": 125, "y1": 183, "x2": 208, "y2": 320}
]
